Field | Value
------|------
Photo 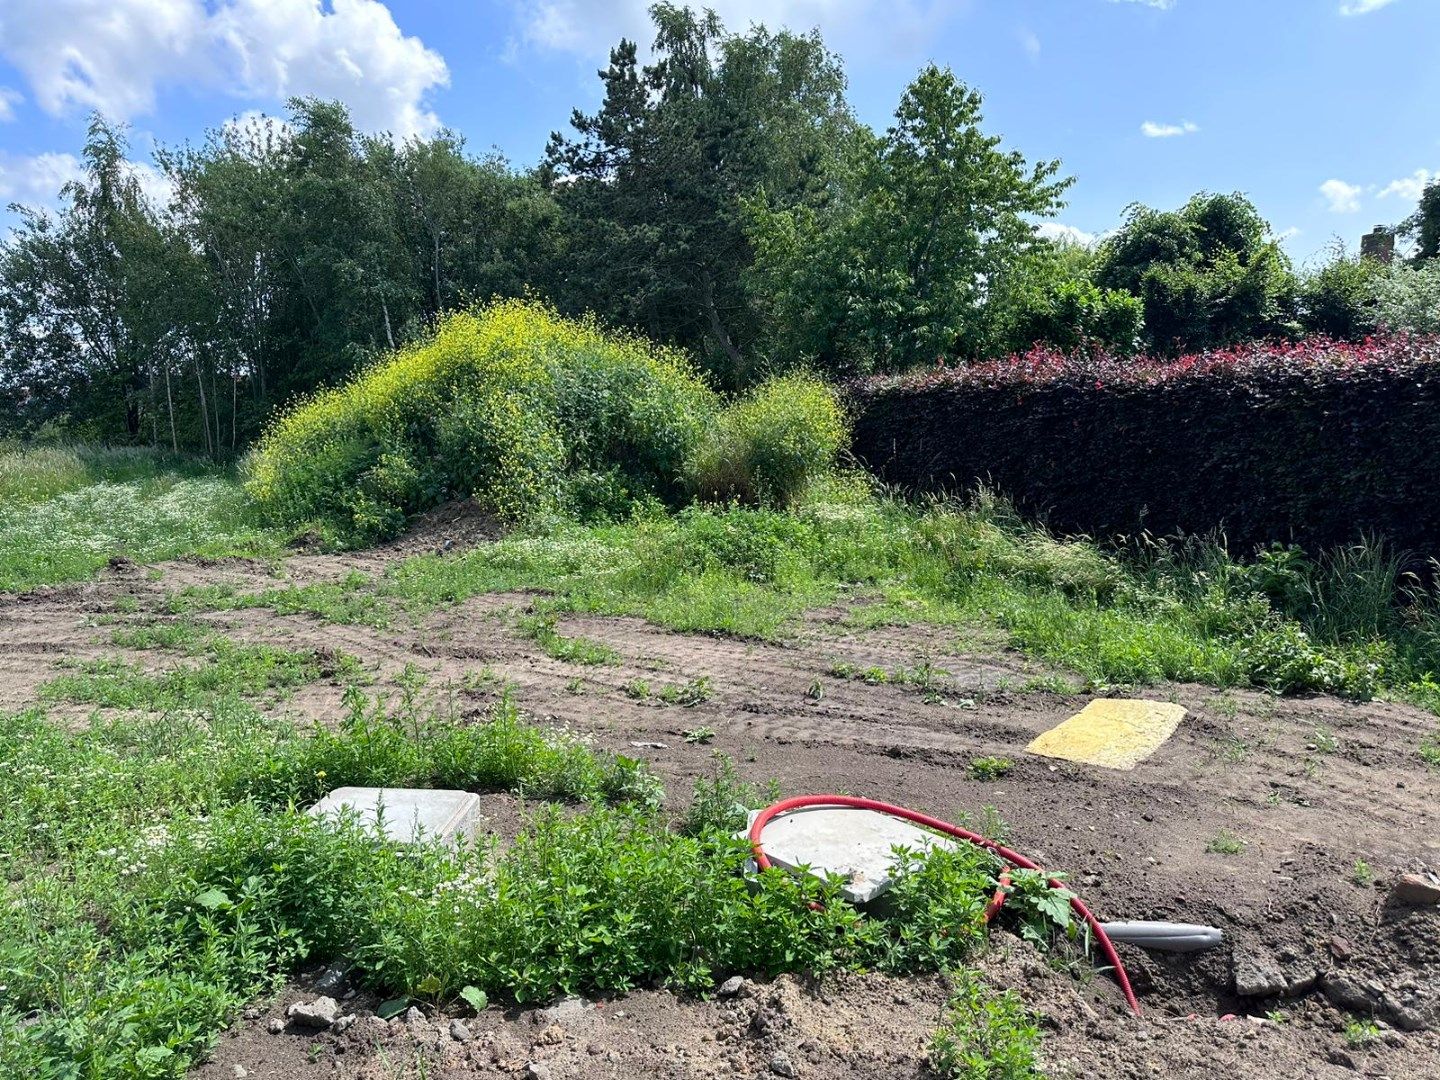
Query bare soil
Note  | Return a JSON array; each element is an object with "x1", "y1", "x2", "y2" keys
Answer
[{"x1": 6, "y1": 511, "x2": 1440, "y2": 1079}]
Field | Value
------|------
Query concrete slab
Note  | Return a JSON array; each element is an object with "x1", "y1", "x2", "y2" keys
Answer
[
  {"x1": 747, "y1": 805, "x2": 956, "y2": 904},
  {"x1": 1026, "y1": 698, "x2": 1187, "y2": 770},
  {"x1": 308, "y1": 787, "x2": 483, "y2": 845}
]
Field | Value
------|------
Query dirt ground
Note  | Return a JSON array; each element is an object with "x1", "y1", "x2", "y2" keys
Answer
[{"x1": 5, "y1": 508, "x2": 1440, "y2": 1079}]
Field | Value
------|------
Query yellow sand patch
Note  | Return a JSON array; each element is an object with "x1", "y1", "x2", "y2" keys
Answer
[{"x1": 1027, "y1": 698, "x2": 1187, "y2": 770}]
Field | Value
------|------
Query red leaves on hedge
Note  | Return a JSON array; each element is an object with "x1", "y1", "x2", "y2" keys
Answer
[{"x1": 852, "y1": 335, "x2": 1440, "y2": 397}]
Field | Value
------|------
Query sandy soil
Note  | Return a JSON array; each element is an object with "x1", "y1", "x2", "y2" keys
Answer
[{"x1": 5, "y1": 508, "x2": 1439, "y2": 1079}]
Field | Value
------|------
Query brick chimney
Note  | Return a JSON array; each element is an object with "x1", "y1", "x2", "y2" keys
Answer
[{"x1": 1360, "y1": 225, "x2": 1395, "y2": 264}]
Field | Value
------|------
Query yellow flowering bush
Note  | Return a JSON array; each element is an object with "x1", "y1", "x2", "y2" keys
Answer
[{"x1": 246, "y1": 301, "x2": 717, "y2": 543}]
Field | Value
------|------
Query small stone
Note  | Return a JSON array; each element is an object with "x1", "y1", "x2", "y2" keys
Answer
[
  {"x1": 233, "y1": 1067, "x2": 249, "y2": 1078},
  {"x1": 332, "y1": 1014, "x2": 357, "y2": 1035},
  {"x1": 403, "y1": 1006, "x2": 425, "y2": 1025},
  {"x1": 266, "y1": 1018, "x2": 286, "y2": 1035},
  {"x1": 525, "y1": 1064, "x2": 552, "y2": 1080},
  {"x1": 770, "y1": 1050, "x2": 798, "y2": 1077},
  {"x1": 450, "y1": 1019, "x2": 474, "y2": 1043},
  {"x1": 1329, "y1": 935, "x2": 1354, "y2": 961},
  {"x1": 314, "y1": 963, "x2": 350, "y2": 993},
  {"x1": 1322, "y1": 973, "x2": 1377, "y2": 1012},
  {"x1": 534, "y1": 1023, "x2": 566, "y2": 1046},
  {"x1": 717, "y1": 975, "x2": 746, "y2": 997},
  {"x1": 1233, "y1": 954, "x2": 1287, "y2": 997},
  {"x1": 1390, "y1": 873, "x2": 1440, "y2": 906},
  {"x1": 288, "y1": 996, "x2": 342, "y2": 1029}
]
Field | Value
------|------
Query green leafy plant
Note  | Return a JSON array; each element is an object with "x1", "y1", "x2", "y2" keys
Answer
[
  {"x1": 968, "y1": 757, "x2": 1014, "y2": 782},
  {"x1": 928, "y1": 972, "x2": 1042, "y2": 1079},
  {"x1": 1206, "y1": 829, "x2": 1246, "y2": 855}
]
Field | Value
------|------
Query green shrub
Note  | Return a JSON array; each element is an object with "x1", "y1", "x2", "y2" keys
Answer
[
  {"x1": 928, "y1": 972, "x2": 1042, "y2": 1079},
  {"x1": 246, "y1": 301, "x2": 717, "y2": 544},
  {"x1": 689, "y1": 372, "x2": 848, "y2": 507}
]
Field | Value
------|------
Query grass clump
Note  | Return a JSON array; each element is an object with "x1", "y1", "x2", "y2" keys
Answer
[
  {"x1": 688, "y1": 372, "x2": 848, "y2": 507},
  {"x1": 517, "y1": 610, "x2": 619, "y2": 666},
  {"x1": 928, "y1": 972, "x2": 1043, "y2": 1079},
  {"x1": 1206, "y1": 829, "x2": 1246, "y2": 855}
]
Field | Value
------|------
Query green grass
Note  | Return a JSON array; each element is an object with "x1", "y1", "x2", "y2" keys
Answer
[
  {"x1": 516, "y1": 610, "x2": 620, "y2": 665},
  {"x1": 0, "y1": 445, "x2": 283, "y2": 591},
  {"x1": 41, "y1": 640, "x2": 363, "y2": 711},
  {"x1": 377, "y1": 476, "x2": 1412, "y2": 702}
]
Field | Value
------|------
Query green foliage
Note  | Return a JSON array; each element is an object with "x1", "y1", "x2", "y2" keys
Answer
[
  {"x1": 41, "y1": 641, "x2": 362, "y2": 712},
  {"x1": 517, "y1": 611, "x2": 620, "y2": 666},
  {"x1": 384, "y1": 479, "x2": 1431, "y2": 699},
  {"x1": 689, "y1": 373, "x2": 848, "y2": 506},
  {"x1": 1374, "y1": 260, "x2": 1440, "y2": 334},
  {"x1": 1094, "y1": 192, "x2": 1296, "y2": 355},
  {"x1": 0, "y1": 672, "x2": 1064, "y2": 1078},
  {"x1": 1399, "y1": 178, "x2": 1440, "y2": 263},
  {"x1": 545, "y1": 4, "x2": 855, "y2": 387},
  {"x1": 246, "y1": 300, "x2": 717, "y2": 543},
  {"x1": 681, "y1": 753, "x2": 778, "y2": 836},
  {"x1": 1297, "y1": 246, "x2": 1380, "y2": 339},
  {"x1": 1206, "y1": 829, "x2": 1246, "y2": 855},
  {"x1": 0, "y1": 444, "x2": 280, "y2": 591},
  {"x1": 746, "y1": 65, "x2": 1070, "y2": 375},
  {"x1": 985, "y1": 242, "x2": 1144, "y2": 357},
  {"x1": 968, "y1": 757, "x2": 1014, "y2": 781},
  {"x1": 928, "y1": 973, "x2": 1043, "y2": 1080}
]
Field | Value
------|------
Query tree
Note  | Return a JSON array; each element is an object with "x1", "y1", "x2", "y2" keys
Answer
[
  {"x1": 746, "y1": 65, "x2": 1070, "y2": 374},
  {"x1": 1399, "y1": 179, "x2": 1440, "y2": 264},
  {"x1": 1093, "y1": 192, "x2": 1296, "y2": 355},
  {"x1": 1296, "y1": 243, "x2": 1379, "y2": 340},
  {"x1": 0, "y1": 117, "x2": 175, "y2": 441},
  {"x1": 979, "y1": 239, "x2": 1143, "y2": 357},
  {"x1": 544, "y1": 3, "x2": 855, "y2": 386}
]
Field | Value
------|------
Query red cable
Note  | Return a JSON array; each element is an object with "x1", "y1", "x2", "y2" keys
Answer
[{"x1": 747, "y1": 794, "x2": 1141, "y2": 1016}]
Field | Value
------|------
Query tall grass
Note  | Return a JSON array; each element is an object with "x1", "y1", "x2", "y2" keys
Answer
[
  {"x1": 381, "y1": 476, "x2": 1423, "y2": 699},
  {"x1": 0, "y1": 444, "x2": 281, "y2": 591}
]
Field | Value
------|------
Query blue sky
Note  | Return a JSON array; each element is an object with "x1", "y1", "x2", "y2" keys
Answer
[{"x1": 0, "y1": 0, "x2": 1436, "y2": 265}]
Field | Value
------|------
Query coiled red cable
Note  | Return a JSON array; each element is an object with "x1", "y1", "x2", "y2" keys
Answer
[{"x1": 747, "y1": 794, "x2": 1141, "y2": 1016}]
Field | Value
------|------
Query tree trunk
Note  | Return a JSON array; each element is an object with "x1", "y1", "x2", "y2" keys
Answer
[
  {"x1": 164, "y1": 364, "x2": 178, "y2": 454},
  {"x1": 700, "y1": 272, "x2": 745, "y2": 384}
]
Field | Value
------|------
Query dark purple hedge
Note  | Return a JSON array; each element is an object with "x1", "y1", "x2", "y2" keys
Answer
[{"x1": 848, "y1": 336, "x2": 1440, "y2": 556}]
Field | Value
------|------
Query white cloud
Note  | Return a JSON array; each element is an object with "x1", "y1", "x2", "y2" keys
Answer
[
  {"x1": 508, "y1": 0, "x2": 962, "y2": 61},
  {"x1": 1018, "y1": 28, "x2": 1041, "y2": 62},
  {"x1": 1378, "y1": 168, "x2": 1435, "y2": 202},
  {"x1": 0, "y1": 0, "x2": 449, "y2": 137},
  {"x1": 1340, "y1": 0, "x2": 1398, "y2": 15},
  {"x1": 1319, "y1": 178, "x2": 1364, "y2": 213},
  {"x1": 0, "y1": 150, "x2": 173, "y2": 214},
  {"x1": 1108, "y1": 0, "x2": 1176, "y2": 9},
  {"x1": 0, "y1": 87, "x2": 23, "y2": 122},
  {"x1": 1140, "y1": 120, "x2": 1199, "y2": 138},
  {"x1": 1036, "y1": 222, "x2": 1097, "y2": 246},
  {"x1": 1272, "y1": 226, "x2": 1301, "y2": 241},
  {"x1": 0, "y1": 151, "x2": 84, "y2": 206}
]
